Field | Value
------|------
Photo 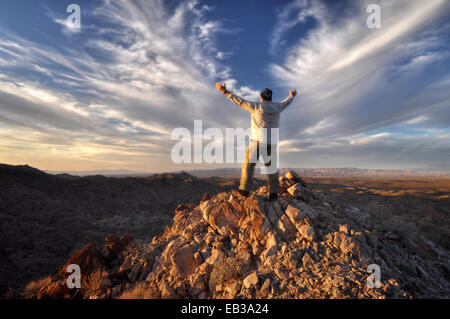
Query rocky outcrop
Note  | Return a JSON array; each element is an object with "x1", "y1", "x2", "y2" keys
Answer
[{"x1": 21, "y1": 171, "x2": 450, "y2": 299}]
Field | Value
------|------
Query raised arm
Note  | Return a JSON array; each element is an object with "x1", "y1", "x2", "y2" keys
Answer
[
  {"x1": 280, "y1": 89, "x2": 298, "y2": 112},
  {"x1": 216, "y1": 82, "x2": 254, "y2": 112}
]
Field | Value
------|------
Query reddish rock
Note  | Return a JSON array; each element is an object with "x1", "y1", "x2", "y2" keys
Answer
[
  {"x1": 285, "y1": 171, "x2": 308, "y2": 187},
  {"x1": 171, "y1": 244, "x2": 198, "y2": 277},
  {"x1": 105, "y1": 233, "x2": 134, "y2": 258},
  {"x1": 37, "y1": 280, "x2": 75, "y2": 299},
  {"x1": 57, "y1": 242, "x2": 106, "y2": 279},
  {"x1": 201, "y1": 200, "x2": 240, "y2": 236},
  {"x1": 201, "y1": 193, "x2": 213, "y2": 202},
  {"x1": 285, "y1": 171, "x2": 299, "y2": 182}
]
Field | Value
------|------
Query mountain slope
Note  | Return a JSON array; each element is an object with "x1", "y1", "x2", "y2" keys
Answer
[
  {"x1": 0, "y1": 164, "x2": 238, "y2": 288},
  {"x1": 20, "y1": 171, "x2": 450, "y2": 299}
]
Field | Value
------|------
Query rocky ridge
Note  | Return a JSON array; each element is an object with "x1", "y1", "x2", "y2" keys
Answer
[{"x1": 20, "y1": 171, "x2": 450, "y2": 299}]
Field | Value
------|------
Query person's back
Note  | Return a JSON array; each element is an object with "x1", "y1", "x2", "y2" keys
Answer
[
  {"x1": 216, "y1": 82, "x2": 298, "y2": 201},
  {"x1": 248, "y1": 99, "x2": 284, "y2": 144},
  {"x1": 223, "y1": 87, "x2": 296, "y2": 144}
]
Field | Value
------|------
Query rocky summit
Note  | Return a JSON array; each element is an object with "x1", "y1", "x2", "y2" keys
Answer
[{"x1": 19, "y1": 171, "x2": 449, "y2": 299}]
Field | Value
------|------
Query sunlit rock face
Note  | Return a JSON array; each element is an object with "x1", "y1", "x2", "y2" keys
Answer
[{"x1": 20, "y1": 171, "x2": 450, "y2": 299}]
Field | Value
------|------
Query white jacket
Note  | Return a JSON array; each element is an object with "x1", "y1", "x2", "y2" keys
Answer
[{"x1": 227, "y1": 93, "x2": 295, "y2": 144}]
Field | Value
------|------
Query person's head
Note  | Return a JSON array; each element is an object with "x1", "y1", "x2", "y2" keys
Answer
[{"x1": 260, "y1": 88, "x2": 272, "y2": 102}]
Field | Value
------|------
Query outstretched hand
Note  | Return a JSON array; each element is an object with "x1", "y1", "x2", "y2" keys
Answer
[
  {"x1": 216, "y1": 82, "x2": 227, "y2": 94},
  {"x1": 289, "y1": 89, "x2": 298, "y2": 97}
]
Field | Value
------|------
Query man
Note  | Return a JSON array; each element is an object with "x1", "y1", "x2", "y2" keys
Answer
[{"x1": 216, "y1": 82, "x2": 297, "y2": 201}]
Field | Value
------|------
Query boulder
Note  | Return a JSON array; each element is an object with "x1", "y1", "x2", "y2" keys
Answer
[
  {"x1": 105, "y1": 233, "x2": 134, "y2": 258},
  {"x1": 287, "y1": 183, "x2": 303, "y2": 197},
  {"x1": 171, "y1": 244, "x2": 198, "y2": 277},
  {"x1": 285, "y1": 171, "x2": 306, "y2": 187},
  {"x1": 299, "y1": 224, "x2": 315, "y2": 241},
  {"x1": 243, "y1": 272, "x2": 259, "y2": 289},
  {"x1": 201, "y1": 200, "x2": 240, "y2": 236},
  {"x1": 224, "y1": 280, "x2": 242, "y2": 297},
  {"x1": 57, "y1": 242, "x2": 106, "y2": 279}
]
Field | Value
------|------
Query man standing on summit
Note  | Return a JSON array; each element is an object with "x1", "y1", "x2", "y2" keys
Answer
[{"x1": 216, "y1": 82, "x2": 297, "y2": 201}]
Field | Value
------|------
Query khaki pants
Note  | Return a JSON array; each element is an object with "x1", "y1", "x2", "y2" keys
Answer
[{"x1": 239, "y1": 140, "x2": 279, "y2": 194}]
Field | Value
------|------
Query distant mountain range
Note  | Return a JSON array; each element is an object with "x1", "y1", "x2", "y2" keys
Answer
[
  {"x1": 45, "y1": 169, "x2": 153, "y2": 177},
  {"x1": 187, "y1": 167, "x2": 450, "y2": 178},
  {"x1": 45, "y1": 167, "x2": 450, "y2": 178}
]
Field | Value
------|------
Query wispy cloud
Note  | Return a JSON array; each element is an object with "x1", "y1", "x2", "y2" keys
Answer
[
  {"x1": 0, "y1": 0, "x2": 254, "y2": 171},
  {"x1": 270, "y1": 0, "x2": 450, "y2": 169}
]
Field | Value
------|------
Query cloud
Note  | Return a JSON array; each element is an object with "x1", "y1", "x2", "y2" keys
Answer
[
  {"x1": 326, "y1": 0, "x2": 447, "y2": 71},
  {"x1": 270, "y1": 0, "x2": 450, "y2": 169},
  {"x1": 348, "y1": 132, "x2": 390, "y2": 145},
  {"x1": 0, "y1": 0, "x2": 255, "y2": 171}
]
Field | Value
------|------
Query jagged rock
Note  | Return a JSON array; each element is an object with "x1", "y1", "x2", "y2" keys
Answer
[
  {"x1": 106, "y1": 233, "x2": 134, "y2": 258},
  {"x1": 243, "y1": 272, "x2": 259, "y2": 289},
  {"x1": 224, "y1": 280, "x2": 242, "y2": 297},
  {"x1": 205, "y1": 248, "x2": 225, "y2": 265},
  {"x1": 56, "y1": 242, "x2": 106, "y2": 279},
  {"x1": 117, "y1": 259, "x2": 133, "y2": 276},
  {"x1": 285, "y1": 171, "x2": 298, "y2": 182},
  {"x1": 265, "y1": 232, "x2": 278, "y2": 254},
  {"x1": 203, "y1": 232, "x2": 215, "y2": 245},
  {"x1": 299, "y1": 224, "x2": 315, "y2": 241},
  {"x1": 171, "y1": 244, "x2": 198, "y2": 277},
  {"x1": 285, "y1": 171, "x2": 307, "y2": 188},
  {"x1": 128, "y1": 262, "x2": 143, "y2": 282},
  {"x1": 333, "y1": 232, "x2": 347, "y2": 248},
  {"x1": 252, "y1": 241, "x2": 263, "y2": 255},
  {"x1": 287, "y1": 183, "x2": 303, "y2": 197},
  {"x1": 286, "y1": 183, "x2": 316, "y2": 204},
  {"x1": 201, "y1": 200, "x2": 240, "y2": 236},
  {"x1": 261, "y1": 278, "x2": 271, "y2": 293}
]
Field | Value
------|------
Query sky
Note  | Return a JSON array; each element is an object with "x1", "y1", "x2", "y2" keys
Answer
[{"x1": 0, "y1": 0, "x2": 449, "y2": 173}]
